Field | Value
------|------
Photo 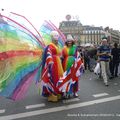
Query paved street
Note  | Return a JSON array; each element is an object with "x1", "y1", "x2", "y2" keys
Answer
[{"x1": 0, "y1": 71, "x2": 120, "y2": 120}]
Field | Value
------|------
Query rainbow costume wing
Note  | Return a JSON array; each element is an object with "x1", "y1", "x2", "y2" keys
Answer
[
  {"x1": 0, "y1": 13, "x2": 44, "y2": 100},
  {"x1": 39, "y1": 20, "x2": 65, "y2": 49}
]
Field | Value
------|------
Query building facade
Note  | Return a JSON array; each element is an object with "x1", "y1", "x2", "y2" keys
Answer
[
  {"x1": 59, "y1": 20, "x2": 83, "y2": 45},
  {"x1": 81, "y1": 25, "x2": 105, "y2": 45},
  {"x1": 59, "y1": 19, "x2": 120, "y2": 46},
  {"x1": 59, "y1": 20, "x2": 106, "y2": 46},
  {"x1": 104, "y1": 27, "x2": 120, "y2": 44}
]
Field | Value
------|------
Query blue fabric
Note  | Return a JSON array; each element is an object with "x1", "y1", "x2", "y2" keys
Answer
[
  {"x1": 0, "y1": 62, "x2": 39, "y2": 97},
  {"x1": 98, "y1": 45, "x2": 111, "y2": 61}
]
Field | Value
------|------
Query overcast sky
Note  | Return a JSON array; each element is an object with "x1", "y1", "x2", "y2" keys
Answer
[{"x1": 0, "y1": 0, "x2": 120, "y2": 30}]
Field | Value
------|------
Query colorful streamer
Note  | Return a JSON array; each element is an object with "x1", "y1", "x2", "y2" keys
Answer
[
  {"x1": 0, "y1": 13, "x2": 42, "y2": 100},
  {"x1": 0, "y1": 12, "x2": 65, "y2": 100}
]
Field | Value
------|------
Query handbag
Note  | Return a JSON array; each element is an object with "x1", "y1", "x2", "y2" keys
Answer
[{"x1": 94, "y1": 62, "x2": 100, "y2": 75}]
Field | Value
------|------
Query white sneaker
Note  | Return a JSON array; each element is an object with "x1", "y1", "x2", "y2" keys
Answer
[
  {"x1": 105, "y1": 82, "x2": 109, "y2": 86},
  {"x1": 74, "y1": 93, "x2": 78, "y2": 97}
]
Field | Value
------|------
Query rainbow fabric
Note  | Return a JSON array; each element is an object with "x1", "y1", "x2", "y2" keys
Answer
[
  {"x1": 40, "y1": 43, "x2": 64, "y2": 96},
  {"x1": 62, "y1": 45, "x2": 77, "y2": 71},
  {"x1": 39, "y1": 20, "x2": 65, "y2": 49},
  {"x1": 0, "y1": 13, "x2": 43, "y2": 100},
  {"x1": 0, "y1": 12, "x2": 65, "y2": 100}
]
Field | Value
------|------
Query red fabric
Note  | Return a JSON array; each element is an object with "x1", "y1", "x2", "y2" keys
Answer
[
  {"x1": 41, "y1": 43, "x2": 63, "y2": 95},
  {"x1": 0, "y1": 50, "x2": 42, "y2": 60}
]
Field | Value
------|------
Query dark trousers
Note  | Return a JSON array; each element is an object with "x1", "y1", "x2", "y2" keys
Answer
[
  {"x1": 109, "y1": 60, "x2": 113, "y2": 75},
  {"x1": 84, "y1": 58, "x2": 90, "y2": 70},
  {"x1": 111, "y1": 61, "x2": 119, "y2": 76}
]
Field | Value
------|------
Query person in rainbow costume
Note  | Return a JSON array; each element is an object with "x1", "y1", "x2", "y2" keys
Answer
[
  {"x1": 58, "y1": 34, "x2": 84, "y2": 98},
  {"x1": 41, "y1": 31, "x2": 64, "y2": 102},
  {"x1": 0, "y1": 10, "x2": 83, "y2": 102},
  {"x1": 0, "y1": 11, "x2": 66, "y2": 101}
]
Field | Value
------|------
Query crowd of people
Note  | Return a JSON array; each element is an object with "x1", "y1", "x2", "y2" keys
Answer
[
  {"x1": 40, "y1": 31, "x2": 120, "y2": 102},
  {"x1": 77, "y1": 36, "x2": 120, "y2": 86}
]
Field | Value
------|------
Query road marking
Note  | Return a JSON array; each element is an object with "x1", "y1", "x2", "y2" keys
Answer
[
  {"x1": 63, "y1": 98, "x2": 80, "y2": 103},
  {"x1": 93, "y1": 93, "x2": 109, "y2": 98},
  {"x1": 0, "y1": 109, "x2": 5, "y2": 114},
  {"x1": 1, "y1": 95, "x2": 120, "y2": 120},
  {"x1": 25, "y1": 103, "x2": 45, "y2": 109}
]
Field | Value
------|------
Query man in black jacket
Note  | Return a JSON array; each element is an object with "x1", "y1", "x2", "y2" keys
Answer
[{"x1": 111, "y1": 43, "x2": 120, "y2": 77}]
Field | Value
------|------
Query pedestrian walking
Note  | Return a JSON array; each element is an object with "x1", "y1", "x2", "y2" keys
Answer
[
  {"x1": 97, "y1": 36, "x2": 111, "y2": 86},
  {"x1": 111, "y1": 43, "x2": 120, "y2": 77}
]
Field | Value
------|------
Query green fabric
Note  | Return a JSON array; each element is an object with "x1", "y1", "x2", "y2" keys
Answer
[
  {"x1": 66, "y1": 56, "x2": 75, "y2": 70},
  {"x1": 66, "y1": 45, "x2": 77, "y2": 70}
]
